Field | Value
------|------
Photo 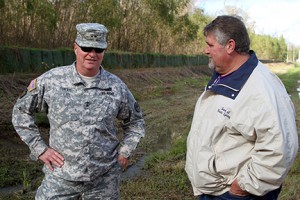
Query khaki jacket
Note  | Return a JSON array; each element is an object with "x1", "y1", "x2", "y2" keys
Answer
[{"x1": 185, "y1": 58, "x2": 298, "y2": 196}]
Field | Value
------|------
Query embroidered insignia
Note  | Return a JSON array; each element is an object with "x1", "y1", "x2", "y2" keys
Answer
[
  {"x1": 27, "y1": 79, "x2": 37, "y2": 92},
  {"x1": 134, "y1": 102, "x2": 141, "y2": 113}
]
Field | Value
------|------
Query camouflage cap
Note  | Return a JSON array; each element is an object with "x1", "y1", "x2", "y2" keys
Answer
[{"x1": 75, "y1": 23, "x2": 108, "y2": 48}]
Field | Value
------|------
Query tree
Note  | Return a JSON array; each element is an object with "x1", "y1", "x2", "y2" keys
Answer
[{"x1": 0, "y1": 0, "x2": 289, "y2": 59}]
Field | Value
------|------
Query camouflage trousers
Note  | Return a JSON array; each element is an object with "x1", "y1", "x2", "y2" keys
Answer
[{"x1": 35, "y1": 164, "x2": 121, "y2": 200}]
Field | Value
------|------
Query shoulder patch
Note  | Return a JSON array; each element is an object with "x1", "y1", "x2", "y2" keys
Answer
[
  {"x1": 134, "y1": 102, "x2": 141, "y2": 113},
  {"x1": 27, "y1": 79, "x2": 37, "y2": 92}
]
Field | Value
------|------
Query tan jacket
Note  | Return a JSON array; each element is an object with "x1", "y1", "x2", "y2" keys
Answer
[{"x1": 185, "y1": 61, "x2": 298, "y2": 196}]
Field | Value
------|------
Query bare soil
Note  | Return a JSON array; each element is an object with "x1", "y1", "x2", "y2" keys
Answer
[
  {"x1": 0, "y1": 65, "x2": 212, "y2": 195},
  {"x1": 1, "y1": 63, "x2": 296, "y2": 199}
]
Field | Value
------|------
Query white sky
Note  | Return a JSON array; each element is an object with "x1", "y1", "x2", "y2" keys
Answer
[{"x1": 195, "y1": 0, "x2": 300, "y2": 47}]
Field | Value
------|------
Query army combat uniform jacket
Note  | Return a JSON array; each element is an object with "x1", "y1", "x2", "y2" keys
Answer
[{"x1": 12, "y1": 63, "x2": 145, "y2": 181}]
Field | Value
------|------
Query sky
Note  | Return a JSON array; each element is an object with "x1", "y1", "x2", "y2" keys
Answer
[{"x1": 195, "y1": 0, "x2": 300, "y2": 47}]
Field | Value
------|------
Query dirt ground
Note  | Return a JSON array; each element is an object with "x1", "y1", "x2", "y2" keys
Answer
[
  {"x1": 0, "y1": 62, "x2": 296, "y2": 199},
  {"x1": 0, "y1": 73, "x2": 38, "y2": 162},
  {"x1": 0, "y1": 65, "x2": 212, "y2": 193}
]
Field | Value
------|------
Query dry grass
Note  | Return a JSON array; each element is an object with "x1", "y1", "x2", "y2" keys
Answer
[
  {"x1": 0, "y1": 63, "x2": 299, "y2": 199},
  {"x1": 264, "y1": 62, "x2": 295, "y2": 74}
]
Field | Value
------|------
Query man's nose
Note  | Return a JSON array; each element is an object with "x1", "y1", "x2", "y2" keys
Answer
[
  {"x1": 89, "y1": 49, "x2": 97, "y2": 56},
  {"x1": 203, "y1": 46, "x2": 209, "y2": 55}
]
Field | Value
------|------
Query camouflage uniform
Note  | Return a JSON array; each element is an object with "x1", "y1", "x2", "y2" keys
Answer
[
  {"x1": 12, "y1": 63, "x2": 145, "y2": 199},
  {"x1": 36, "y1": 163, "x2": 121, "y2": 199}
]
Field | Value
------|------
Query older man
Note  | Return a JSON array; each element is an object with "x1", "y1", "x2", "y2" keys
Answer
[{"x1": 185, "y1": 15, "x2": 298, "y2": 200}]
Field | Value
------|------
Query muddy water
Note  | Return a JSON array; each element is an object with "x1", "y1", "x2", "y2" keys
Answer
[
  {"x1": 121, "y1": 156, "x2": 146, "y2": 181},
  {"x1": 0, "y1": 134, "x2": 171, "y2": 195},
  {"x1": 0, "y1": 184, "x2": 23, "y2": 195},
  {"x1": 0, "y1": 156, "x2": 146, "y2": 195},
  {"x1": 121, "y1": 130, "x2": 172, "y2": 180}
]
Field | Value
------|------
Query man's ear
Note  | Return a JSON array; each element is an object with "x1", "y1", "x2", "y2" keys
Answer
[
  {"x1": 74, "y1": 43, "x2": 78, "y2": 54},
  {"x1": 226, "y1": 39, "x2": 235, "y2": 53}
]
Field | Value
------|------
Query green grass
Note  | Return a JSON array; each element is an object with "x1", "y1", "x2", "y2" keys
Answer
[
  {"x1": 277, "y1": 65, "x2": 300, "y2": 200},
  {"x1": 1, "y1": 65, "x2": 299, "y2": 199},
  {"x1": 0, "y1": 159, "x2": 43, "y2": 188},
  {"x1": 122, "y1": 64, "x2": 300, "y2": 200}
]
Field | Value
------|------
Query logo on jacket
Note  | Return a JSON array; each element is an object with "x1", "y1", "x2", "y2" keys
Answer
[{"x1": 217, "y1": 107, "x2": 231, "y2": 119}]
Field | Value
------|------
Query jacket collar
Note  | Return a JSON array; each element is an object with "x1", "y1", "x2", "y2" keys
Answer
[{"x1": 206, "y1": 50, "x2": 258, "y2": 99}]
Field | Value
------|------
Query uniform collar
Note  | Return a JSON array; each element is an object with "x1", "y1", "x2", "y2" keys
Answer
[
  {"x1": 70, "y1": 62, "x2": 84, "y2": 85},
  {"x1": 70, "y1": 62, "x2": 106, "y2": 86},
  {"x1": 206, "y1": 50, "x2": 258, "y2": 99}
]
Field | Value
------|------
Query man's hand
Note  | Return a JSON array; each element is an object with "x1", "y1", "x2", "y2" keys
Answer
[
  {"x1": 230, "y1": 179, "x2": 250, "y2": 196},
  {"x1": 118, "y1": 155, "x2": 128, "y2": 170},
  {"x1": 39, "y1": 148, "x2": 64, "y2": 171}
]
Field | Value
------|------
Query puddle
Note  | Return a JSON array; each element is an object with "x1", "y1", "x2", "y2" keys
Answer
[
  {"x1": 0, "y1": 184, "x2": 23, "y2": 195},
  {"x1": 0, "y1": 132, "x2": 172, "y2": 195},
  {"x1": 121, "y1": 156, "x2": 146, "y2": 181},
  {"x1": 0, "y1": 156, "x2": 146, "y2": 195},
  {"x1": 121, "y1": 130, "x2": 172, "y2": 180},
  {"x1": 0, "y1": 157, "x2": 146, "y2": 195}
]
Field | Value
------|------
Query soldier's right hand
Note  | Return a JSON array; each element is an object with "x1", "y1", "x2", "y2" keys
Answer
[{"x1": 39, "y1": 148, "x2": 65, "y2": 171}]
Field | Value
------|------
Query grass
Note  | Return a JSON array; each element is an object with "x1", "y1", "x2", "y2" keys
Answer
[
  {"x1": 0, "y1": 140, "x2": 43, "y2": 188},
  {"x1": 0, "y1": 66, "x2": 208, "y2": 199},
  {"x1": 276, "y1": 65, "x2": 300, "y2": 200},
  {"x1": 122, "y1": 63, "x2": 300, "y2": 200},
  {"x1": 0, "y1": 64, "x2": 299, "y2": 199}
]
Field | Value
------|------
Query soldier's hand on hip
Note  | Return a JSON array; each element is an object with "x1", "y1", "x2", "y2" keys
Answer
[
  {"x1": 39, "y1": 148, "x2": 65, "y2": 171},
  {"x1": 118, "y1": 155, "x2": 128, "y2": 170}
]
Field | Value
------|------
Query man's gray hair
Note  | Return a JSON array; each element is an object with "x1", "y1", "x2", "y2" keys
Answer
[{"x1": 204, "y1": 15, "x2": 250, "y2": 54}]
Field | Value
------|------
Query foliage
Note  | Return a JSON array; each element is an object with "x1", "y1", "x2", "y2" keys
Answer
[
  {"x1": 0, "y1": 64, "x2": 299, "y2": 199},
  {"x1": 0, "y1": 0, "x2": 292, "y2": 60},
  {"x1": 0, "y1": 0, "x2": 199, "y2": 54},
  {"x1": 250, "y1": 34, "x2": 287, "y2": 61},
  {"x1": 276, "y1": 65, "x2": 300, "y2": 200},
  {"x1": 0, "y1": 157, "x2": 43, "y2": 188}
]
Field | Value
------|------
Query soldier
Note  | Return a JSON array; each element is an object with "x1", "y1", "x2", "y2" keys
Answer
[{"x1": 12, "y1": 23, "x2": 145, "y2": 199}]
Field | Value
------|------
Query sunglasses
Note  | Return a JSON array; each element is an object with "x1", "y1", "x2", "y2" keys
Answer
[{"x1": 77, "y1": 43, "x2": 105, "y2": 53}]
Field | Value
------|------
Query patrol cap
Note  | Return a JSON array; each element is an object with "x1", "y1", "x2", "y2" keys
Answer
[{"x1": 75, "y1": 23, "x2": 108, "y2": 48}]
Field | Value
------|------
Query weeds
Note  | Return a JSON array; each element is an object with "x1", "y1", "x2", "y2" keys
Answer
[
  {"x1": 1, "y1": 64, "x2": 299, "y2": 199},
  {"x1": 22, "y1": 170, "x2": 31, "y2": 193},
  {"x1": 122, "y1": 63, "x2": 300, "y2": 200},
  {"x1": 276, "y1": 65, "x2": 300, "y2": 200}
]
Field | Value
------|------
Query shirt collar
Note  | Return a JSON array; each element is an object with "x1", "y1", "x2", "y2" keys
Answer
[
  {"x1": 70, "y1": 62, "x2": 105, "y2": 85},
  {"x1": 206, "y1": 50, "x2": 258, "y2": 99}
]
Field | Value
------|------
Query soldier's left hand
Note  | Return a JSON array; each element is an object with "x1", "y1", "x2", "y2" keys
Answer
[
  {"x1": 39, "y1": 148, "x2": 65, "y2": 171},
  {"x1": 118, "y1": 155, "x2": 128, "y2": 170}
]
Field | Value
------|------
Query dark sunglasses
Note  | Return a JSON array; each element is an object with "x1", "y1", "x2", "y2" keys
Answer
[{"x1": 77, "y1": 43, "x2": 105, "y2": 53}]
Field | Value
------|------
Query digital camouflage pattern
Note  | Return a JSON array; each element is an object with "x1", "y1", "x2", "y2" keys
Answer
[
  {"x1": 36, "y1": 163, "x2": 120, "y2": 200},
  {"x1": 75, "y1": 23, "x2": 108, "y2": 49},
  {"x1": 12, "y1": 63, "x2": 145, "y2": 181}
]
